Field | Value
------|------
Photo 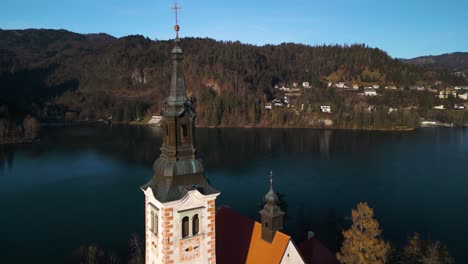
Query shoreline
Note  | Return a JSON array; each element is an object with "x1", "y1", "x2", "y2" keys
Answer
[
  {"x1": 3, "y1": 124, "x2": 462, "y2": 145},
  {"x1": 34, "y1": 120, "x2": 468, "y2": 132},
  {"x1": 0, "y1": 137, "x2": 34, "y2": 145},
  {"x1": 195, "y1": 125, "x2": 417, "y2": 132}
]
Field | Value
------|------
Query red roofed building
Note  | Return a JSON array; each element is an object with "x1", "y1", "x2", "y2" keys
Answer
[
  {"x1": 216, "y1": 207, "x2": 304, "y2": 264},
  {"x1": 298, "y1": 237, "x2": 340, "y2": 264},
  {"x1": 215, "y1": 174, "x2": 339, "y2": 264}
]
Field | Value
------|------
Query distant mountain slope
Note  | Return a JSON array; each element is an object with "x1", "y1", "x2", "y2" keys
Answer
[
  {"x1": 0, "y1": 29, "x2": 115, "y2": 68},
  {"x1": 403, "y1": 52, "x2": 468, "y2": 72}
]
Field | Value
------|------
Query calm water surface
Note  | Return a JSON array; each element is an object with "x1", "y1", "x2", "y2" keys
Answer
[{"x1": 0, "y1": 126, "x2": 467, "y2": 263}]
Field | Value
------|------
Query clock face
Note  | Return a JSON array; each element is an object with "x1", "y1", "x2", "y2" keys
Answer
[{"x1": 179, "y1": 236, "x2": 201, "y2": 262}]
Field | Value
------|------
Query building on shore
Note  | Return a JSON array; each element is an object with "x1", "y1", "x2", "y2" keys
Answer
[{"x1": 147, "y1": 116, "x2": 163, "y2": 126}]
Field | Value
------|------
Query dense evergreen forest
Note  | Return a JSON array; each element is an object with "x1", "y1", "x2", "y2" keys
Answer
[{"x1": 1, "y1": 29, "x2": 467, "y2": 136}]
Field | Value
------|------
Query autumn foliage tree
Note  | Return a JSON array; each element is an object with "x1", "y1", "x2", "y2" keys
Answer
[{"x1": 337, "y1": 202, "x2": 391, "y2": 264}]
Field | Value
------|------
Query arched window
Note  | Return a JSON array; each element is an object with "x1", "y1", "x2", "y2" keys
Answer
[
  {"x1": 182, "y1": 216, "x2": 189, "y2": 238},
  {"x1": 150, "y1": 211, "x2": 154, "y2": 232},
  {"x1": 265, "y1": 221, "x2": 269, "y2": 228},
  {"x1": 180, "y1": 124, "x2": 188, "y2": 144},
  {"x1": 150, "y1": 210, "x2": 158, "y2": 235},
  {"x1": 192, "y1": 214, "x2": 199, "y2": 235},
  {"x1": 153, "y1": 214, "x2": 158, "y2": 235},
  {"x1": 182, "y1": 125, "x2": 188, "y2": 137},
  {"x1": 181, "y1": 124, "x2": 188, "y2": 137},
  {"x1": 165, "y1": 124, "x2": 169, "y2": 136}
]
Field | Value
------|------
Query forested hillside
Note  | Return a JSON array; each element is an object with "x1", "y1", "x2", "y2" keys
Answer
[{"x1": 0, "y1": 29, "x2": 466, "y2": 131}]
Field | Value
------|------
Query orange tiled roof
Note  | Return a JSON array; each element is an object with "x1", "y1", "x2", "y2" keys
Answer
[
  {"x1": 216, "y1": 207, "x2": 290, "y2": 264},
  {"x1": 245, "y1": 221, "x2": 290, "y2": 264}
]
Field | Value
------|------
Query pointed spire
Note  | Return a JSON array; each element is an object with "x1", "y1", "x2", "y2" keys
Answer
[
  {"x1": 166, "y1": 40, "x2": 187, "y2": 109},
  {"x1": 265, "y1": 171, "x2": 279, "y2": 206},
  {"x1": 165, "y1": 2, "x2": 188, "y2": 113}
]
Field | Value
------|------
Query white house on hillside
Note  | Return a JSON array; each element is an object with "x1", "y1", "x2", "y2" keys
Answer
[
  {"x1": 321, "y1": 106, "x2": 332, "y2": 113},
  {"x1": 364, "y1": 89, "x2": 378, "y2": 96},
  {"x1": 335, "y1": 82, "x2": 345, "y2": 89},
  {"x1": 459, "y1": 92, "x2": 468, "y2": 100}
]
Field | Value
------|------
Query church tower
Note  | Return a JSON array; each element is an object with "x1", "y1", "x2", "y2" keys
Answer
[
  {"x1": 141, "y1": 15, "x2": 219, "y2": 264},
  {"x1": 259, "y1": 171, "x2": 285, "y2": 243}
]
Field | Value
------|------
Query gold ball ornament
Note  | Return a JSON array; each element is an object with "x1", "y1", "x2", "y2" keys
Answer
[{"x1": 174, "y1": 25, "x2": 180, "y2": 32}]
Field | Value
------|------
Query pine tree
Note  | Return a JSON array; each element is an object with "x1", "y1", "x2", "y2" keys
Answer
[
  {"x1": 401, "y1": 233, "x2": 423, "y2": 264},
  {"x1": 422, "y1": 242, "x2": 441, "y2": 264},
  {"x1": 399, "y1": 234, "x2": 454, "y2": 264},
  {"x1": 337, "y1": 202, "x2": 391, "y2": 264},
  {"x1": 421, "y1": 241, "x2": 454, "y2": 264}
]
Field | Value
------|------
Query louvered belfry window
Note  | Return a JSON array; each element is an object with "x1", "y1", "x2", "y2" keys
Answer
[
  {"x1": 182, "y1": 216, "x2": 189, "y2": 238},
  {"x1": 192, "y1": 214, "x2": 199, "y2": 235}
]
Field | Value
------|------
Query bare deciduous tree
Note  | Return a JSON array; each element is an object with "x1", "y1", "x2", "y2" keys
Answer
[{"x1": 129, "y1": 233, "x2": 144, "y2": 264}]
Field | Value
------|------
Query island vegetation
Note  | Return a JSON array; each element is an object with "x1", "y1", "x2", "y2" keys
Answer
[
  {"x1": 337, "y1": 202, "x2": 454, "y2": 264},
  {"x1": 0, "y1": 108, "x2": 40, "y2": 144}
]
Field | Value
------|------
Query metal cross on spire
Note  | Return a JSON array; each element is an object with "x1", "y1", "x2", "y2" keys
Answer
[{"x1": 171, "y1": 0, "x2": 182, "y2": 39}]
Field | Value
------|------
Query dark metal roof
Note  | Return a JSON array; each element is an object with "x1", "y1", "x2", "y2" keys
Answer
[
  {"x1": 153, "y1": 157, "x2": 204, "y2": 177},
  {"x1": 163, "y1": 101, "x2": 196, "y2": 118},
  {"x1": 165, "y1": 39, "x2": 188, "y2": 114},
  {"x1": 141, "y1": 171, "x2": 219, "y2": 203}
]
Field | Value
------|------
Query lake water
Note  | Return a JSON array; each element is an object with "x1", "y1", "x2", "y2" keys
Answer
[{"x1": 0, "y1": 126, "x2": 467, "y2": 263}]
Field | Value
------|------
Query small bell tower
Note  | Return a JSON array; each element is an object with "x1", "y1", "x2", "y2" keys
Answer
[{"x1": 259, "y1": 171, "x2": 285, "y2": 243}]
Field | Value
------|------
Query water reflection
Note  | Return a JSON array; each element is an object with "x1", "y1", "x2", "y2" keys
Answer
[
  {"x1": 320, "y1": 130, "x2": 332, "y2": 159},
  {"x1": 0, "y1": 125, "x2": 160, "y2": 172},
  {"x1": 2, "y1": 126, "x2": 418, "y2": 174},
  {"x1": 1, "y1": 126, "x2": 467, "y2": 262},
  {"x1": 0, "y1": 144, "x2": 15, "y2": 175},
  {"x1": 196, "y1": 128, "x2": 417, "y2": 171}
]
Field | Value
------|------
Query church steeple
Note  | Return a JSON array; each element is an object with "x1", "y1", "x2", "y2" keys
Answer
[
  {"x1": 166, "y1": 0, "x2": 188, "y2": 113},
  {"x1": 147, "y1": 18, "x2": 217, "y2": 202},
  {"x1": 260, "y1": 171, "x2": 285, "y2": 243},
  {"x1": 142, "y1": 4, "x2": 219, "y2": 263}
]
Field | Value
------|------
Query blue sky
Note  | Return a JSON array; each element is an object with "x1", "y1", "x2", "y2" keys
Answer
[{"x1": 2, "y1": 0, "x2": 467, "y2": 58}]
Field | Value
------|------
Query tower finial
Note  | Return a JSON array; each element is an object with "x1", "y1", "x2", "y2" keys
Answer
[
  {"x1": 269, "y1": 170, "x2": 273, "y2": 191},
  {"x1": 172, "y1": 0, "x2": 182, "y2": 39},
  {"x1": 264, "y1": 170, "x2": 278, "y2": 205}
]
